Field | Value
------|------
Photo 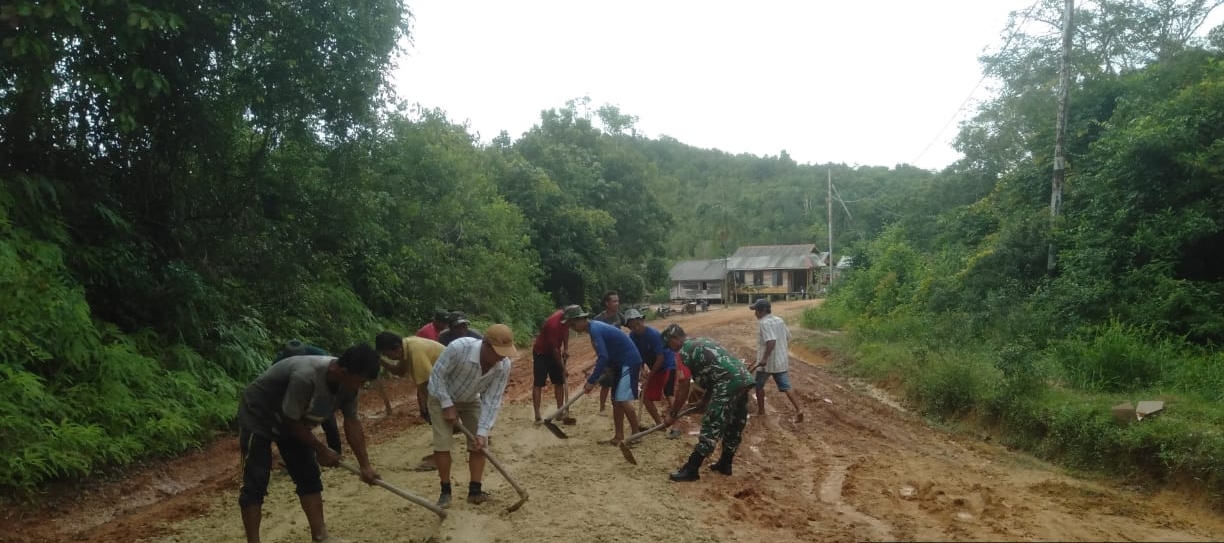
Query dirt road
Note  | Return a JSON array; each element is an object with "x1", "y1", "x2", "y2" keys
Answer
[{"x1": 7, "y1": 299, "x2": 1224, "y2": 542}]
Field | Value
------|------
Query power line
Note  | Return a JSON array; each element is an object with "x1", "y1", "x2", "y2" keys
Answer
[{"x1": 910, "y1": 0, "x2": 1044, "y2": 167}]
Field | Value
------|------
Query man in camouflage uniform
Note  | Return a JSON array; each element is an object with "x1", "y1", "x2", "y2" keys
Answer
[{"x1": 660, "y1": 324, "x2": 753, "y2": 481}]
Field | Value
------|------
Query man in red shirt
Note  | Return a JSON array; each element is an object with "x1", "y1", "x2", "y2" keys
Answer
[
  {"x1": 532, "y1": 305, "x2": 584, "y2": 421},
  {"x1": 415, "y1": 309, "x2": 450, "y2": 341}
]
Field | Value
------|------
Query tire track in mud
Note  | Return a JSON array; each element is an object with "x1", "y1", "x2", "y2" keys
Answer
[{"x1": 784, "y1": 346, "x2": 894, "y2": 540}]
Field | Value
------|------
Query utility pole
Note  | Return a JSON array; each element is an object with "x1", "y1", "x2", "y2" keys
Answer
[
  {"x1": 1048, "y1": 0, "x2": 1074, "y2": 272},
  {"x1": 827, "y1": 168, "x2": 834, "y2": 287}
]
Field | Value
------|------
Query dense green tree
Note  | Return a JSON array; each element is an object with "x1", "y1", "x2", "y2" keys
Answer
[{"x1": 496, "y1": 103, "x2": 672, "y2": 307}]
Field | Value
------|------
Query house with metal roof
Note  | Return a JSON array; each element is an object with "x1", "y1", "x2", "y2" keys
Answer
[
  {"x1": 726, "y1": 244, "x2": 826, "y2": 302},
  {"x1": 667, "y1": 259, "x2": 729, "y2": 302}
]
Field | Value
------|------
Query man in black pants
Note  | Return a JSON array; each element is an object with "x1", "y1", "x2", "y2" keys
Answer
[{"x1": 237, "y1": 344, "x2": 382, "y2": 543}]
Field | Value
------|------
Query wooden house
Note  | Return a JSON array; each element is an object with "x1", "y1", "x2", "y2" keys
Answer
[
  {"x1": 668, "y1": 259, "x2": 728, "y2": 302},
  {"x1": 727, "y1": 244, "x2": 825, "y2": 302}
]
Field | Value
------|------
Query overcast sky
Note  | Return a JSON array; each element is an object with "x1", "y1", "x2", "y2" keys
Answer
[{"x1": 390, "y1": 1, "x2": 1060, "y2": 170}]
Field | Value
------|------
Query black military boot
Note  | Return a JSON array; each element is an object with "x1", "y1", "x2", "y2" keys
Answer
[
  {"x1": 708, "y1": 451, "x2": 734, "y2": 475},
  {"x1": 669, "y1": 451, "x2": 706, "y2": 482}
]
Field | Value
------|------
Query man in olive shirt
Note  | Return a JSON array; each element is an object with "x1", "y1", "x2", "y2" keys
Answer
[
  {"x1": 437, "y1": 311, "x2": 484, "y2": 346},
  {"x1": 237, "y1": 344, "x2": 382, "y2": 543},
  {"x1": 592, "y1": 290, "x2": 625, "y2": 414}
]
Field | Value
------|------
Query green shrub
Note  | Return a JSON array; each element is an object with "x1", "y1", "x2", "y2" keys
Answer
[
  {"x1": 847, "y1": 341, "x2": 920, "y2": 382},
  {"x1": 1163, "y1": 349, "x2": 1224, "y2": 402},
  {"x1": 1049, "y1": 321, "x2": 1172, "y2": 392},
  {"x1": 801, "y1": 303, "x2": 849, "y2": 329},
  {"x1": 908, "y1": 350, "x2": 1000, "y2": 420},
  {"x1": 1038, "y1": 399, "x2": 1124, "y2": 470}
]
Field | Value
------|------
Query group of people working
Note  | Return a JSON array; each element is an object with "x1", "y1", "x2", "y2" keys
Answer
[{"x1": 233, "y1": 294, "x2": 803, "y2": 543}]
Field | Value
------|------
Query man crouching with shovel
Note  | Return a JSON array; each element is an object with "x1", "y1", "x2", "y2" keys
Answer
[
  {"x1": 426, "y1": 324, "x2": 517, "y2": 508},
  {"x1": 659, "y1": 324, "x2": 754, "y2": 482},
  {"x1": 236, "y1": 344, "x2": 383, "y2": 543}
]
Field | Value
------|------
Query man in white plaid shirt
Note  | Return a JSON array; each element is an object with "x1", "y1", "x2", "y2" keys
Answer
[{"x1": 426, "y1": 324, "x2": 517, "y2": 508}]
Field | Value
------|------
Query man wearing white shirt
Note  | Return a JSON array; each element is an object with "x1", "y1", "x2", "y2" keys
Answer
[
  {"x1": 750, "y1": 299, "x2": 804, "y2": 422},
  {"x1": 426, "y1": 324, "x2": 518, "y2": 508}
]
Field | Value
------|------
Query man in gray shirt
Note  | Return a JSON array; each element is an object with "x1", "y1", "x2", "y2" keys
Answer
[{"x1": 237, "y1": 344, "x2": 382, "y2": 543}]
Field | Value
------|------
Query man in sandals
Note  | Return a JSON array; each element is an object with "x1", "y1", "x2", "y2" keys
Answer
[
  {"x1": 376, "y1": 331, "x2": 446, "y2": 471},
  {"x1": 532, "y1": 305, "x2": 581, "y2": 423},
  {"x1": 591, "y1": 290, "x2": 626, "y2": 414},
  {"x1": 567, "y1": 308, "x2": 643, "y2": 445},
  {"x1": 624, "y1": 308, "x2": 674, "y2": 427},
  {"x1": 749, "y1": 299, "x2": 804, "y2": 422}
]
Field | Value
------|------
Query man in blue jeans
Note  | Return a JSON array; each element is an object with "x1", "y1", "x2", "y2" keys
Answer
[{"x1": 567, "y1": 308, "x2": 643, "y2": 445}]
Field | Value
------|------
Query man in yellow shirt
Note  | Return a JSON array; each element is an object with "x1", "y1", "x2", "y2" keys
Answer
[
  {"x1": 376, "y1": 332, "x2": 446, "y2": 423},
  {"x1": 377, "y1": 331, "x2": 447, "y2": 471}
]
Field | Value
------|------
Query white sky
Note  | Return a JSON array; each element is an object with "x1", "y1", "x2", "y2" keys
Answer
[{"x1": 388, "y1": 1, "x2": 1070, "y2": 170}]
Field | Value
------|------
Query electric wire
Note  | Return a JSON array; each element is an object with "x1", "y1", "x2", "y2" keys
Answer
[{"x1": 910, "y1": 0, "x2": 1045, "y2": 167}]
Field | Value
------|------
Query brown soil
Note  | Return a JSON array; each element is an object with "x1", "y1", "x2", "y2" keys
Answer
[{"x1": 6, "y1": 299, "x2": 1224, "y2": 542}]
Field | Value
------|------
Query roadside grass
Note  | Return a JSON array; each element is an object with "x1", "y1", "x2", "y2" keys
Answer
[{"x1": 799, "y1": 305, "x2": 1224, "y2": 505}]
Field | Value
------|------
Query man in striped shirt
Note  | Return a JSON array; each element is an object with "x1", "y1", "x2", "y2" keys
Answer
[{"x1": 426, "y1": 324, "x2": 517, "y2": 508}]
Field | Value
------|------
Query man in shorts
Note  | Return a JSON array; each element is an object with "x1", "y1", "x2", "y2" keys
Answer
[
  {"x1": 376, "y1": 331, "x2": 447, "y2": 472},
  {"x1": 569, "y1": 310, "x2": 643, "y2": 445},
  {"x1": 427, "y1": 325, "x2": 517, "y2": 508},
  {"x1": 750, "y1": 299, "x2": 804, "y2": 422},
  {"x1": 592, "y1": 290, "x2": 625, "y2": 413},
  {"x1": 532, "y1": 305, "x2": 583, "y2": 422},
  {"x1": 624, "y1": 309, "x2": 674, "y2": 428},
  {"x1": 237, "y1": 344, "x2": 382, "y2": 543}
]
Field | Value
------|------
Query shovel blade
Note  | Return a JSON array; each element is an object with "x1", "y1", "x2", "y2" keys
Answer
[
  {"x1": 619, "y1": 443, "x2": 637, "y2": 465},
  {"x1": 542, "y1": 420, "x2": 569, "y2": 439},
  {"x1": 506, "y1": 496, "x2": 528, "y2": 513}
]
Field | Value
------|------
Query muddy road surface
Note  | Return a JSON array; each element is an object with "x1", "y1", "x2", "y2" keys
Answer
[{"x1": 6, "y1": 299, "x2": 1224, "y2": 542}]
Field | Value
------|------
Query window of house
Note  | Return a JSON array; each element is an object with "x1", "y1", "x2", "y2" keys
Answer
[
  {"x1": 700, "y1": 281, "x2": 708, "y2": 290},
  {"x1": 773, "y1": 271, "x2": 783, "y2": 286},
  {"x1": 753, "y1": 271, "x2": 763, "y2": 285}
]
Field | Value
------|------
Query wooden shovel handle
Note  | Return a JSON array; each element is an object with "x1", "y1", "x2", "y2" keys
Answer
[
  {"x1": 539, "y1": 387, "x2": 588, "y2": 424},
  {"x1": 336, "y1": 461, "x2": 447, "y2": 519},
  {"x1": 625, "y1": 405, "x2": 700, "y2": 443},
  {"x1": 454, "y1": 423, "x2": 529, "y2": 501}
]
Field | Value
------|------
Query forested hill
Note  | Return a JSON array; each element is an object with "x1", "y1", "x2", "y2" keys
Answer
[{"x1": 4, "y1": 0, "x2": 1224, "y2": 495}]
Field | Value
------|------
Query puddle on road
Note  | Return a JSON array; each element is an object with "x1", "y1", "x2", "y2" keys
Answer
[{"x1": 848, "y1": 378, "x2": 908, "y2": 413}]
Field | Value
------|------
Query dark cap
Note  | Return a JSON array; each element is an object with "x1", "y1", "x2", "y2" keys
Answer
[
  {"x1": 661, "y1": 323, "x2": 686, "y2": 341},
  {"x1": 448, "y1": 311, "x2": 470, "y2": 326},
  {"x1": 749, "y1": 298, "x2": 771, "y2": 311},
  {"x1": 433, "y1": 309, "x2": 450, "y2": 321}
]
